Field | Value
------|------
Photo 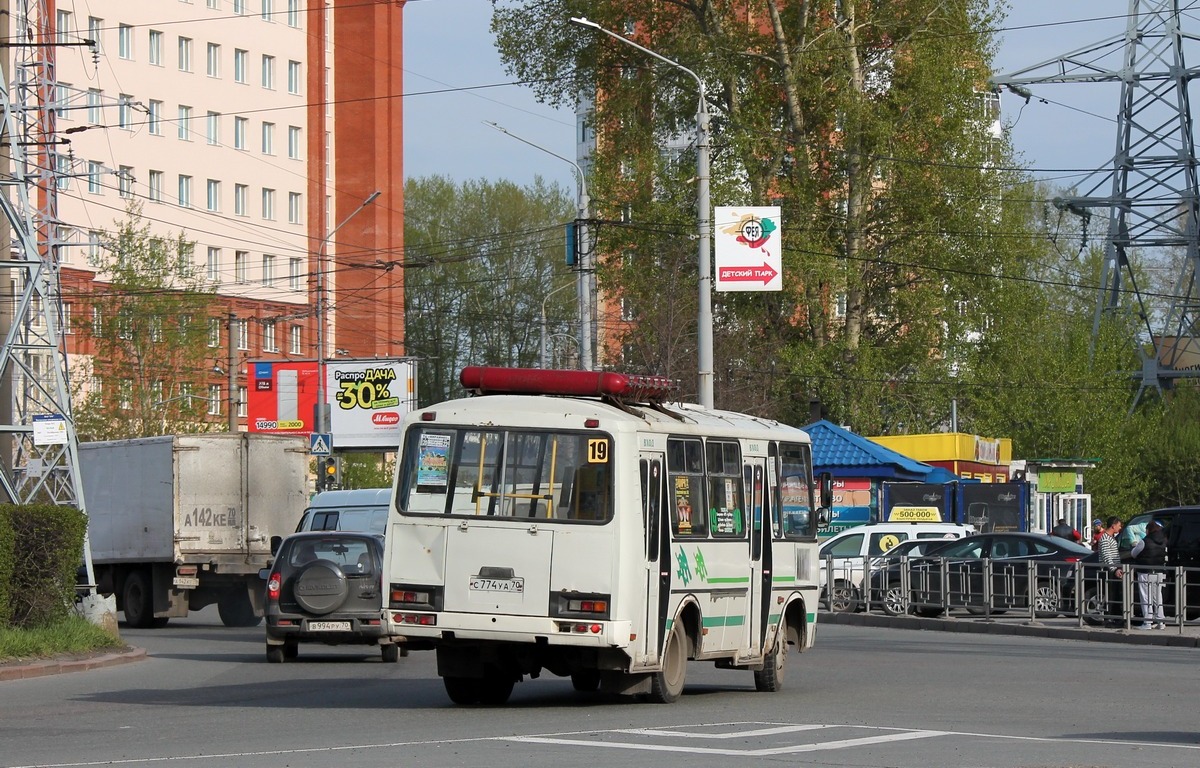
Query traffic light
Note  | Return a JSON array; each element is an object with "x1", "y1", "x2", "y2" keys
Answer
[{"x1": 319, "y1": 456, "x2": 342, "y2": 491}]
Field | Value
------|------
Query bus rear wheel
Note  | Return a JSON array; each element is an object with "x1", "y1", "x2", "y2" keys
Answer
[
  {"x1": 443, "y1": 676, "x2": 480, "y2": 705},
  {"x1": 647, "y1": 622, "x2": 687, "y2": 704}
]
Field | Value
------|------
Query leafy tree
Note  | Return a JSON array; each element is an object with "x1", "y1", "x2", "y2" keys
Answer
[
  {"x1": 403, "y1": 176, "x2": 575, "y2": 404},
  {"x1": 71, "y1": 203, "x2": 219, "y2": 440}
]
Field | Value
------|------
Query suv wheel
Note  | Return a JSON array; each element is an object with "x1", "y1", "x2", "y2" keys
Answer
[{"x1": 292, "y1": 560, "x2": 350, "y2": 614}]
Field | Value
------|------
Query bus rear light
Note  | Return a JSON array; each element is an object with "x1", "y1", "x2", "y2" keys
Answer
[
  {"x1": 567, "y1": 599, "x2": 608, "y2": 613},
  {"x1": 389, "y1": 584, "x2": 442, "y2": 611},
  {"x1": 420, "y1": 411, "x2": 437, "y2": 421},
  {"x1": 392, "y1": 613, "x2": 437, "y2": 626},
  {"x1": 551, "y1": 592, "x2": 611, "y2": 620},
  {"x1": 267, "y1": 573, "x2": 281, "y2": 600},
  {"x1": 391, "y1": 588, "x2": 431, "y2": 604}
]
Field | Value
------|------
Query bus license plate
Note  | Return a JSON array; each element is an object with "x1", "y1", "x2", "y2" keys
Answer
[
  {"x1": 470, "y1": 577, "x2": 524, "y2": 593},
  {"x1": 307, "y1": 621, "x2": 351, "y2": 632}
]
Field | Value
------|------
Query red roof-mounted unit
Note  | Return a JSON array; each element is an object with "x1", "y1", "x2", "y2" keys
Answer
[{"x1": 460, "y1": 366, "x2": 679, "y2": 403}]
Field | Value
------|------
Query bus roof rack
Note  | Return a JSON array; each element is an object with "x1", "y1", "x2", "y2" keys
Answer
[{"x1": 459, "y1": 366, "x2": 680, "y2": 405}]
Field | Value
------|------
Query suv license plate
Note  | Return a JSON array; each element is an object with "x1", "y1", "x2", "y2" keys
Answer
[{"x1": 307, "y1": 621, "x2": 351, "y2": 632}]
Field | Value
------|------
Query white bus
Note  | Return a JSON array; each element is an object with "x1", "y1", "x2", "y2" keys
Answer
[{"x1": 383, "y1": 367, "x2": 827, "y2": 705}]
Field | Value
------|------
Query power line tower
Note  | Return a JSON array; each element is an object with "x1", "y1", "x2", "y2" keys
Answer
[
  {"x1": 993, "y1": 1, "x2": 1200, "y2": 407},
  {"x1": 0, "y1": 2, "x2": 93, "y2": 580}
]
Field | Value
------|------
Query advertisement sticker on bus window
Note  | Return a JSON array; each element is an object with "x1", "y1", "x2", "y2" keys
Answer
[{"x1": 417, "y1": 433, "x2": 451, "y2": 488}]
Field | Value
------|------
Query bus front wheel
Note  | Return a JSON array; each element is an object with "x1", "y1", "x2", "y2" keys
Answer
[
  {"x1": 754, "y1": 627, "x2": 787, "y2": 692},
  {"x1": 647, "y1": 622, "x2": 687, "y2": 704}
]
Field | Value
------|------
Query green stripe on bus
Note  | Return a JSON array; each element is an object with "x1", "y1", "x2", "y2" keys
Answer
[
  {"x1": 700, "y1": 615, "x2": 746, "y2": 628},
  {"x1": 707, "y1": 576, "x2": 751, "y2": 584}
]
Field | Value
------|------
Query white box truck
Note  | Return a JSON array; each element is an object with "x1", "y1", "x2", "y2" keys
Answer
[{"x1": 79, "y1": 433, "x2": 310, "y2": 628}]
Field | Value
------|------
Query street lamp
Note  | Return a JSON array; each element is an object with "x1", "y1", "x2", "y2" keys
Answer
[
  {"x1": 568, "y1": 16, "x2": 713, "y2": 408},
  {"x1": 541, "y1": 278, "x2": 580, "y2": 367},
  {"x1": 484, "y1": 121, "x2": 593, "y2": 370},
  {"x1": 315, "y1": 190, "x2": 382, "y2": 435}
]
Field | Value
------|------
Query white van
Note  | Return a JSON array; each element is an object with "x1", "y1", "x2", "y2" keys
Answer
[
  {"x1": 820, "y1": 522, "x2": 973, "y2": 612},
  {"x1": 294, "y1": 488, "x2": 391, "y2": 535}
]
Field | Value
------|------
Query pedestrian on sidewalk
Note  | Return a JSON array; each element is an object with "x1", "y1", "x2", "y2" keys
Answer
[
  {"x1": 1052, "y1": 517, "x2": 1081, "y2": 543},
  {"x1": 1097, "y1": 516, "x2": 1125, "y2": 626},
  {"x1": 1090, "y1": 518, "x2": 1104, "y2": 550},
  {"x1": 1131, "y1": 520, "x2": 1168, "y2": 629}
]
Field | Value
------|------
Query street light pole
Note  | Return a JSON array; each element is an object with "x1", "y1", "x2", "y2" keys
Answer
[
  {"x1": 568, "y1": 17, "x2": 713, "y2": 408},
  {"x1": 484, "y1": 121, "x2": 593, "y2": 370},
  {"x1": 315, "y1": 190, "x2": 381, "y2": 435}
]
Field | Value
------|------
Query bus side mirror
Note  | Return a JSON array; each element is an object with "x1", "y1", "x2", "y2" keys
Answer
[{"x1": 817, "y1": 471, "x2": 833, "y2": 526}]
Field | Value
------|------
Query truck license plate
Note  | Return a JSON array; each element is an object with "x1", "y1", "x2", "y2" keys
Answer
[
  {"x1": 172, "y1": 577, "x2": 200, "y2": 588},
  {"x1": 307, "y1": 621, "x2": 351, "y2": 632}
]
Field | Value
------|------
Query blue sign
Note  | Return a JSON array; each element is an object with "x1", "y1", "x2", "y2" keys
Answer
[{"x1": 309, "y1": 433, "x2": 332, "y2": 455}]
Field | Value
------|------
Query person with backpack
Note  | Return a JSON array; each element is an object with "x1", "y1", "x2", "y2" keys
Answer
[{"x1": 1131, "y1": 520, "x2": 1168, "y2": 629}]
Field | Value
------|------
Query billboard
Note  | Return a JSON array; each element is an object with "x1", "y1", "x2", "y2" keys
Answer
[
  {"x1": 714, "y1": 206, "x2": 783, "y2": 292},
  {"x1": 246, "y1": 360, "x2": 319, "y2": 435},
  {"x1": 326, "y1": 359, "x2": 416, "y2": 449}
]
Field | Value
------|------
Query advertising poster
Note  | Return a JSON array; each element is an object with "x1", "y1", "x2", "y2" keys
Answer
[
  {"x1": 714, "y1": 206, "x2": 783, "y2": 292},
  {"x1": 246, "y1": 360, "x2": 319, "y2": 435},
  {"x1": 327, "y1": 359, "x2": 416, "y2": 449}
]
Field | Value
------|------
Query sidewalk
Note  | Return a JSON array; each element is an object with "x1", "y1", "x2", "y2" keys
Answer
[
  {"x1": 821, "y1": 609, "x2": 1200, "y2": 647},
  {"x1": 0, "y1": 647, "x2": 146, "y2": 682}
]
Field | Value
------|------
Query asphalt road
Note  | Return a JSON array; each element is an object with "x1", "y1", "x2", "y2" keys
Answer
[{"x1": 1, "y1": 606, "x2": 1196, "y2": 768}]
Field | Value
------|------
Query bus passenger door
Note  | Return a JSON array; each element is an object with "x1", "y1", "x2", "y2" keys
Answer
[
  {"x1": 639, "y1": 454, "x2": 669, "y2": 665},
  {"x1": 745, "y1": 459, "x2": 770, "y2": 657}
]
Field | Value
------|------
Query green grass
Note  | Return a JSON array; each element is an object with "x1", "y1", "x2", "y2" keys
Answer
[{"x1": 0, "y1": 616, "x2": 125, "y2": 662}]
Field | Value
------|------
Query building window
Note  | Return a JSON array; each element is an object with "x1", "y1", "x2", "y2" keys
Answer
[
  {"x1": 87, "y1": 88, "x2": 102, "y2": 124},
  {"x1": 238, "y1": 387, "x2": 248, "y2": 418},
  {"x1": 208, "y1": 0, "x2": 221, "y2": 8},
  {"x1": 178, "y1": 37, "x2": 192, "y2": 72},
  {"x1": 287, "y1": 125, "x2": 302, "y2": 159},
  {"x1": 206, "y1": 179, "x2": 220, "y2": 211},
  {"x1": 118, "y1": 166, "x2": 133, "y2": 198},
  {"x1": 233, "y1": 116, "x2": 247, "y2": 150},
  {"x1": 263, "y1": 320, "x2": 277, "y2": 352},
  {"x1": 178, "y1": 175, "x2": 192, "y2": 207},
  {"x1": 289, "y1": 325, "x2": 301, "y2": 354},
  {"x1": 87, "y1": 231, "x2": 102, "y2": 266},
  {"x1": 235, "y1": 251, "x2": 248, "y2": 282},
  {"x1": 118, "y1": 94, "x2": 133, "y2": 129},
  {"x1": 287, "y1": 60, "x2": 301, "y2": 95},
  {"x1": 261, "y1": 122, "x2": 274, "y2": 155},
  {"x1": 148, "y1": 30, "x2": 162, "y2": 65},
  {"x1": 87, "y1": 17, "x2": 102, "y2": 53},
  {"x1": 262, "y1": 254, "x2": 275, "y2": 286},
  {"x1": 56, "y1": 10, "x2": 71, "y2": 43},
  {"x1": 207, "y1": 247, "x2": 221, "y2": 283},
  {"x1": 234, "y1": 0, "x2": 247, "y2": 14},
  {"x1": 287, "y1": 0, "x2": 301, "y2": 28},
  {"x1": 92, "y1": 307, "x2": 102, "y2": 337},
  {"x1": 207, "y1": 111, "x2": 220, "y2": 145},
  {"x1": 148, "y1": 100, "x2": 162, "y2": 135},
  {"x1": 234, "y1": 49, "x2": 248, "y2": 83},
  {"x1": 234, "y1": 184, "x2": 248, "y2": 215},
  {"x1": 261, "y1": 188, "x2": 275, "y2": 220},
  {"x1": 289, "y1": 257, "x2": 303, "y2": 290},
  {"x1": 118, "y1": 24, "x2": 133, "y2": 59},
  {"x1": 87, "y1": 161, "x2": 102, "y2": 194},
  {"x1": 208, "y1": 318, "x2": 220, "y2": 347},
  {"x1": 149, "y1": 170, "x2": 164, "y2": 202},
  {"x1": 237, "y1": 320, "x2": 249, "y2": 350},
  {"x1": 55, "y1": 155, "x2": 71, "y2": 190},
  {"x1": 288, "y1": 192, "x2": 302, "y2": 224},
  {"x1": 262, "y1": 0, "x2": 274, "y2": 22},
  {"x1": 62, "y1": 303, "x2": 73, "y2": 334},
  {"x1": 178, "y1": 105, "x2": 192, "y2": 140},
  {"x1": 53, "y1": 82, "x2": 70, "y2": 120},
  {"x1": 208, "y1": 385, "x2": 221, "y2": 416},
  {"x1": 206, "y1": 43, "x2": 220, "y2": 77},
  {"x1": 261, "y1": 55, "x2": 275, "y2": 89}
]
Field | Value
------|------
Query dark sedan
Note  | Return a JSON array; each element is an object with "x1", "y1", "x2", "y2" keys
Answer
[{"x1": 867, "y1": 532, "x2": 1098, "y2": 617}]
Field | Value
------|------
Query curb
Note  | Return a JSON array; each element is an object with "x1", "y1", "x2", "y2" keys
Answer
[
  {"x1": 819, "y1": 611, "x2": 1200, "y2": 648},
  {"x1": 0, "y1": 647, "x2": 147, "y2": 682}
]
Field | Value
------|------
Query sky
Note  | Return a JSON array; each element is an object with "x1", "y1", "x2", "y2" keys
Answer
[{"x1": 402, "y1": 1, "x2": 1157, "y2": 195}]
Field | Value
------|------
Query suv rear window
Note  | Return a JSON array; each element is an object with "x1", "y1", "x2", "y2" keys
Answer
[{"x1": 288, "y1": 538, "x2": 375, "y2": 574}]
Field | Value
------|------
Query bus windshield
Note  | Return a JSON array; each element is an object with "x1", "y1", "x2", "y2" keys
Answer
[{"x1": 396, "y1": 425, "x2": 613, "y2": 522}]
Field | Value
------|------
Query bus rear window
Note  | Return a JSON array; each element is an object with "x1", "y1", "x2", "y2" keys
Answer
[{"x1": 397, "y1": 427, "x2": 612, "y2": 523}]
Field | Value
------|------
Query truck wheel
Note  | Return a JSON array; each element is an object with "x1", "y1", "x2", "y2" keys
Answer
[
  {"x1": 218, "y1": 590, "x2": 261, "y2": 628},
  {"x1": 122, "y1": 570, "x2": 155, "y2": 629},
  {"x1": 293, "y1": 561, "x2": 349, "y2": 615}
]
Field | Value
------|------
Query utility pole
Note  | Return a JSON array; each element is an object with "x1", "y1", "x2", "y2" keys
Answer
[
  {"x1": 227, "y1": 313, "x2": 238, "y2": 432},
  {"x1": 993, "y1": 1, "x2": 1200, "y2": 408}
]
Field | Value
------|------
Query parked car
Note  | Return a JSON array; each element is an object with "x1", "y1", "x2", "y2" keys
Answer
[
  {"x1": 820, "y1": 522, "x2": 974, "y2": 612},
  {"x1": 867, "y1": 532, "x2": 1097, "y2": 618},
  {"x1": 261, "y1": 531, "x2": 405, "y2": 663},
  {"x1": 1116, "y1": 507, "x2": 1200, "y2": 621}
]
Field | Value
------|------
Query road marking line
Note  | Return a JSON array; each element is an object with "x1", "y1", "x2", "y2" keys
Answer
[
  {"x1": 616, "y1": 724, "x2": 833, "y2": 739},
  {"x1": 507, "y1": 729, "x2": 947, "y2": 756}
]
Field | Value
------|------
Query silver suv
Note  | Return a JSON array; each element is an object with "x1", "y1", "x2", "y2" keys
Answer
[{"x1": 262, "y1": 531, "x2": 405, "y2": 663}]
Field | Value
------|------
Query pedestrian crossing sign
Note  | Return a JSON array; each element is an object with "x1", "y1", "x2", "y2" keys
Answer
[{"x1": 310, "y1": 433, "x2": 332, "y2": 455}]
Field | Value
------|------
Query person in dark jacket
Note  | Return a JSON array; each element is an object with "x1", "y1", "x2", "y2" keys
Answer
[
  {"x1": 1131, "y1": 520, "x2": 1168, "y2": 629},
  {"x1": 1051, "y1": 518, "x2": 1081, "y2": 542}
]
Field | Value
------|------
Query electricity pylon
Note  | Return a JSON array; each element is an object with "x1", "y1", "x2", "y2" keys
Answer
[
  {"x1": 0, "y1": 2, "x2": 93, "y2": 584},
  {"x1": 992, "y1": 0, "x2": 1200, "y2": 407}
]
